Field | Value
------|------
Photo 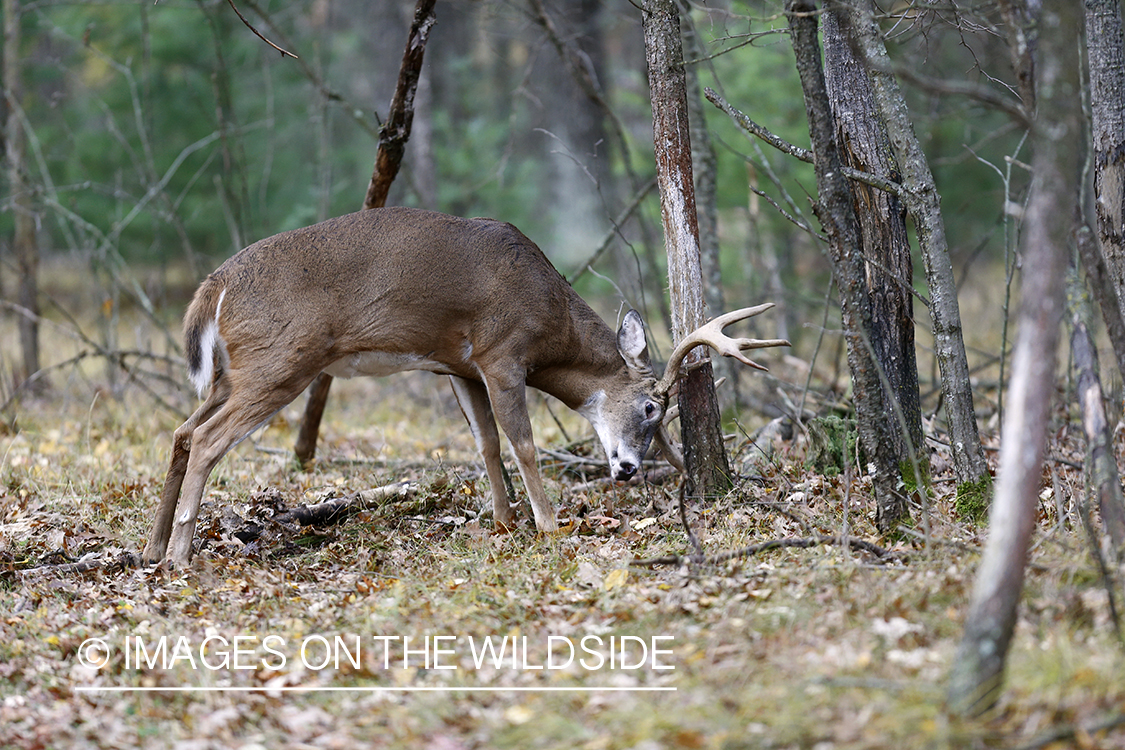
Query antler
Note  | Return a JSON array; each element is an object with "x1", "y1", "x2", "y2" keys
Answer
[{"x1": 655, "y1": 303, "x2": 790, "y2": 397}]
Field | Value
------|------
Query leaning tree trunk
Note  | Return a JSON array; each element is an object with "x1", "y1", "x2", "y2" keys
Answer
[
  {"x1": 836, "y1": 0, "x2": 991, "y2": 511},
  {"x1": 642, "y1": 0, "x2": 731, "y2": 497},
  {"x1": 294, "y1": 0, "x2": 437, "y2": 467},
  {"x1": 947, "y1": 0, "x2": 1080, "y2": 716},
  {"x1": 3, "y1": 0, "x2": 39, "y2": 385},
  {"x1": 822, "y1": 8, "x2": 925, "y2": 487},
  {"x1": 787, "y1": 0, "x2": 905, "y2": 534},
  {"x1": 1082, "y1": 0, "x2": 1125, "y2": 380}
]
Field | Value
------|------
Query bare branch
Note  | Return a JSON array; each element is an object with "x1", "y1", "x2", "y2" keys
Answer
[
  {"x1": 224, "y1": 0, "x2": 297, "y2": 59},
  {"x1": 706, "y1": 87, "x2": 903, "y2": 196}
]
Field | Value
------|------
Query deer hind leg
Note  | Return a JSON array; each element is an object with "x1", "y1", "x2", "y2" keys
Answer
[
  {"x1": 161, "y1": 377, "x2": 315, "y2": 567},
  {"x1": 479, "y1": 374, "x2": 558, "y2": 533},
  {"x1": 449, "y1": 375, "x2": 516, "y2": 528},
  {"x1": 141, "y1": 382, "x2": 230, "y2": 564}
]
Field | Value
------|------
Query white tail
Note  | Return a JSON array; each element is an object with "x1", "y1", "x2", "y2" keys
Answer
[{"x1": 142, "y1": 207, "x2": 788, "y2": 566}]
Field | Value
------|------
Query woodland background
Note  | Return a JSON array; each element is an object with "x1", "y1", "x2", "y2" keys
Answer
[{"x1": 1, "y1": 1, "x2": 1124, "y2": 748}]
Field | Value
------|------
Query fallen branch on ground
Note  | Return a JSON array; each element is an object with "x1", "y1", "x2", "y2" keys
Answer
[
  {"x1": 272, "y1": 481, "x2": 418, "y2": 526},
  {"x1": 631, "y1": 534, "x2": 903, "y2": 569}
]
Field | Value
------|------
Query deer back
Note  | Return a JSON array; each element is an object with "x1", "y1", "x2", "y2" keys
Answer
[{"x1": 183, "y1": 207, "x2": 625, "y2": 398}]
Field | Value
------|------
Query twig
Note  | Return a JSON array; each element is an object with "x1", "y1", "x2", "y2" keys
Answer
[
  {"x1": 568, "y1": 467, "x2": 677, "y2": 492},
  {"x1": 631, "y1": 534, "x2": 900, "y2": 569},
  {"x1": 272, "y1": 482, "x2": 418, "y2": 526},
  {"x1": 224, "y1": 0, "x2": 297, "y2": 58},
  {"x1": 537, "y1": 447, "x2": 609, "y2": 469},
  {"x1": 678, "y1": 482, "x2": 705, "y2": 564},
  {"x1": 567, "y1": 177, "x2": 657, "y2": 284},
  {"x1": 706, "y1": 87, "x2": 903, "y2": 196},
  {"x1": 0, "y1": 301, "x2": 188, "y2": 418},
  {"x1": 1012, "y1": 712, "x2": 1125, "y2": 750},
  {"x1": 749, "y1": 184, "x2": 826, "y2": 241},
  {"x1": 239, "y1": 0, "x2": 379, "y2": 139},
  {"x1": 17, "y1": 552, "x2": 105, "y2": 579}
]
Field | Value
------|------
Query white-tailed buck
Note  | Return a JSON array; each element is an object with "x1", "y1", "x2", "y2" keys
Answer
[{"x1": 143, "y1": 207, "x2": 788, "y2": 566}]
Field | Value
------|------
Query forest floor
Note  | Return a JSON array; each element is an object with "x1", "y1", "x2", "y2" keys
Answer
[{"x1": 1, "y1": 298, "x2": 1124, "y2": 749}]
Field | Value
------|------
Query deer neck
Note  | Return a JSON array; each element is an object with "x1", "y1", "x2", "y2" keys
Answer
[{"x1": 526, "y1": 304, "x2": 629, "y2": 412}]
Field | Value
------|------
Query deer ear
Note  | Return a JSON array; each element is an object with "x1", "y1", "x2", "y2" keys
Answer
[{"x1": 617, "y1": 309, "x2": 652, "y2": 374}]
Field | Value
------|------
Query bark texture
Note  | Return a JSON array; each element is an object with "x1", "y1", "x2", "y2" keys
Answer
[
  {"x1": 1083, "y1": 0, "x2": 1125, "y2": 379},
  {"x1": 295, "y1": 0, "x2": 437, "y2": 466},
  {"x1": 948, "y1": 0, "x2": 1081, "y2": 716},
  {"x1": 836, "y1": 0, "x2": 989, "y2": 497},
  {"x1": 787, "y1": 0, "x2": 905, "y2": 533},
  {"x1": 822, "y1": 8, "x2": 925, "y2": 482},
  {"x1": 642, "y1": 0, "x2": 730, "y2": 496}
]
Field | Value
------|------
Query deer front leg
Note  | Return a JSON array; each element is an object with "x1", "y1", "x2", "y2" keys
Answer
[
  {"x1": 481, "y1": 374, "x2": 558, "y2": 533},
  {"x1": 449, "y1": 376, "x2": 517, "y2": 528}
]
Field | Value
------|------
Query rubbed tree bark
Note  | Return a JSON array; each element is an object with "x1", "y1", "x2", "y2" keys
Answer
[
  {"x1": 1083, "y1": 0, "x2": 1125, "y2": 380},
  {"x1": 3, "y1": 0, "x2": 39, "y2": 386},
  {"x1": 642, "y1": 0, "x2": 731, "y2": 496},
  {"x1": 837, "y1": 1, "x2": 990, "y2": 509},
  {"x1": 948, "y1": 0, "x2": 1081, "y2": 716},
  {"x1": 294, "y1": 0, "x2": 437, "y2": 467},
  {"x1": 822, "y1": 8, "x2": 925, "y2": 485},
  {"x1": 787, "y1": 0, "x2": 905, "y2": 534}
]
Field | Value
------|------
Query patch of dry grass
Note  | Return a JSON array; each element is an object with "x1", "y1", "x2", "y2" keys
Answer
[{"x1": 1, "y1": 304, "x2": 1124, "y2": 750}]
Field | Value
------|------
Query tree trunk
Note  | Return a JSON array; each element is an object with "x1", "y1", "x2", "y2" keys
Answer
[
  {"x1": 787, "y1": 0, "x2": 905, "y2": 534},
  {"x1": 1069, "y1": 274, "x2": 1125, "y2": 557},
  {"x1": 998, "y1": 0, "x2": 1037, "y2": 112},
  {"x1": 836, "y1": 0, "x2": 991, "y2": 508},
  {"x1": 822, "y1": 8, "x2": 926, "y2": 486},
  {"x1": 363, "y1": 0, "x2": 435, "y2": 212},
  {"x1": 947, "y1": 0, "x2": 1080, "y2": 716},
  {"x1": 3, "y1": 0, "x2": 39, "y2": 386},
  {"x1": 642, "y1": 0, "x2": 730, "y2": 497},
  {"x1": 1083, "y1": 0, "x2": 1125, "y2": 380},
  {"x1": 294, "y1": 0, "x2": 437, "y2": 467}
]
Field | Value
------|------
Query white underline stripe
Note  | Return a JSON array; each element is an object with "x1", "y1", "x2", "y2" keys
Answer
[{"x1": 74, "y1": 685, "x2": 676, "y2": 693}]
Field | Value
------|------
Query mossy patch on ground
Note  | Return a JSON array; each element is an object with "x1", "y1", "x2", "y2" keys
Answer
[
  {"x1": 805, "y1": 415, "x2": 861, "y2": 477},
  {"x1": 955, "y1": 473, "x2": 995, "y2": 522}
]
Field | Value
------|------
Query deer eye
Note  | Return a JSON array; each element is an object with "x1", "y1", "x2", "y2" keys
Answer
[{"x1": 644, "y1": 402, "x2": 657, "y2": 418}]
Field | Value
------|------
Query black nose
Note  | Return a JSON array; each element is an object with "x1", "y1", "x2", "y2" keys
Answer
[{"x1": 616, "y1": 461, "x2": 637, "y2": 480}]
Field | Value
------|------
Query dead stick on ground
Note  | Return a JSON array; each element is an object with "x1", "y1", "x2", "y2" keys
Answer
[
  {"x1": 272, "y1": 482, "x2": 418, "y2": 526},
  {"x1": 631, "y1": 534, "x2": 900, "y2": 569}
]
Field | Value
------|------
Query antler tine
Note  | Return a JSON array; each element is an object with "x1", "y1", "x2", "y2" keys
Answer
[{"x1": 655, "y1": 303, "x2": 790, "y2": 396}]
